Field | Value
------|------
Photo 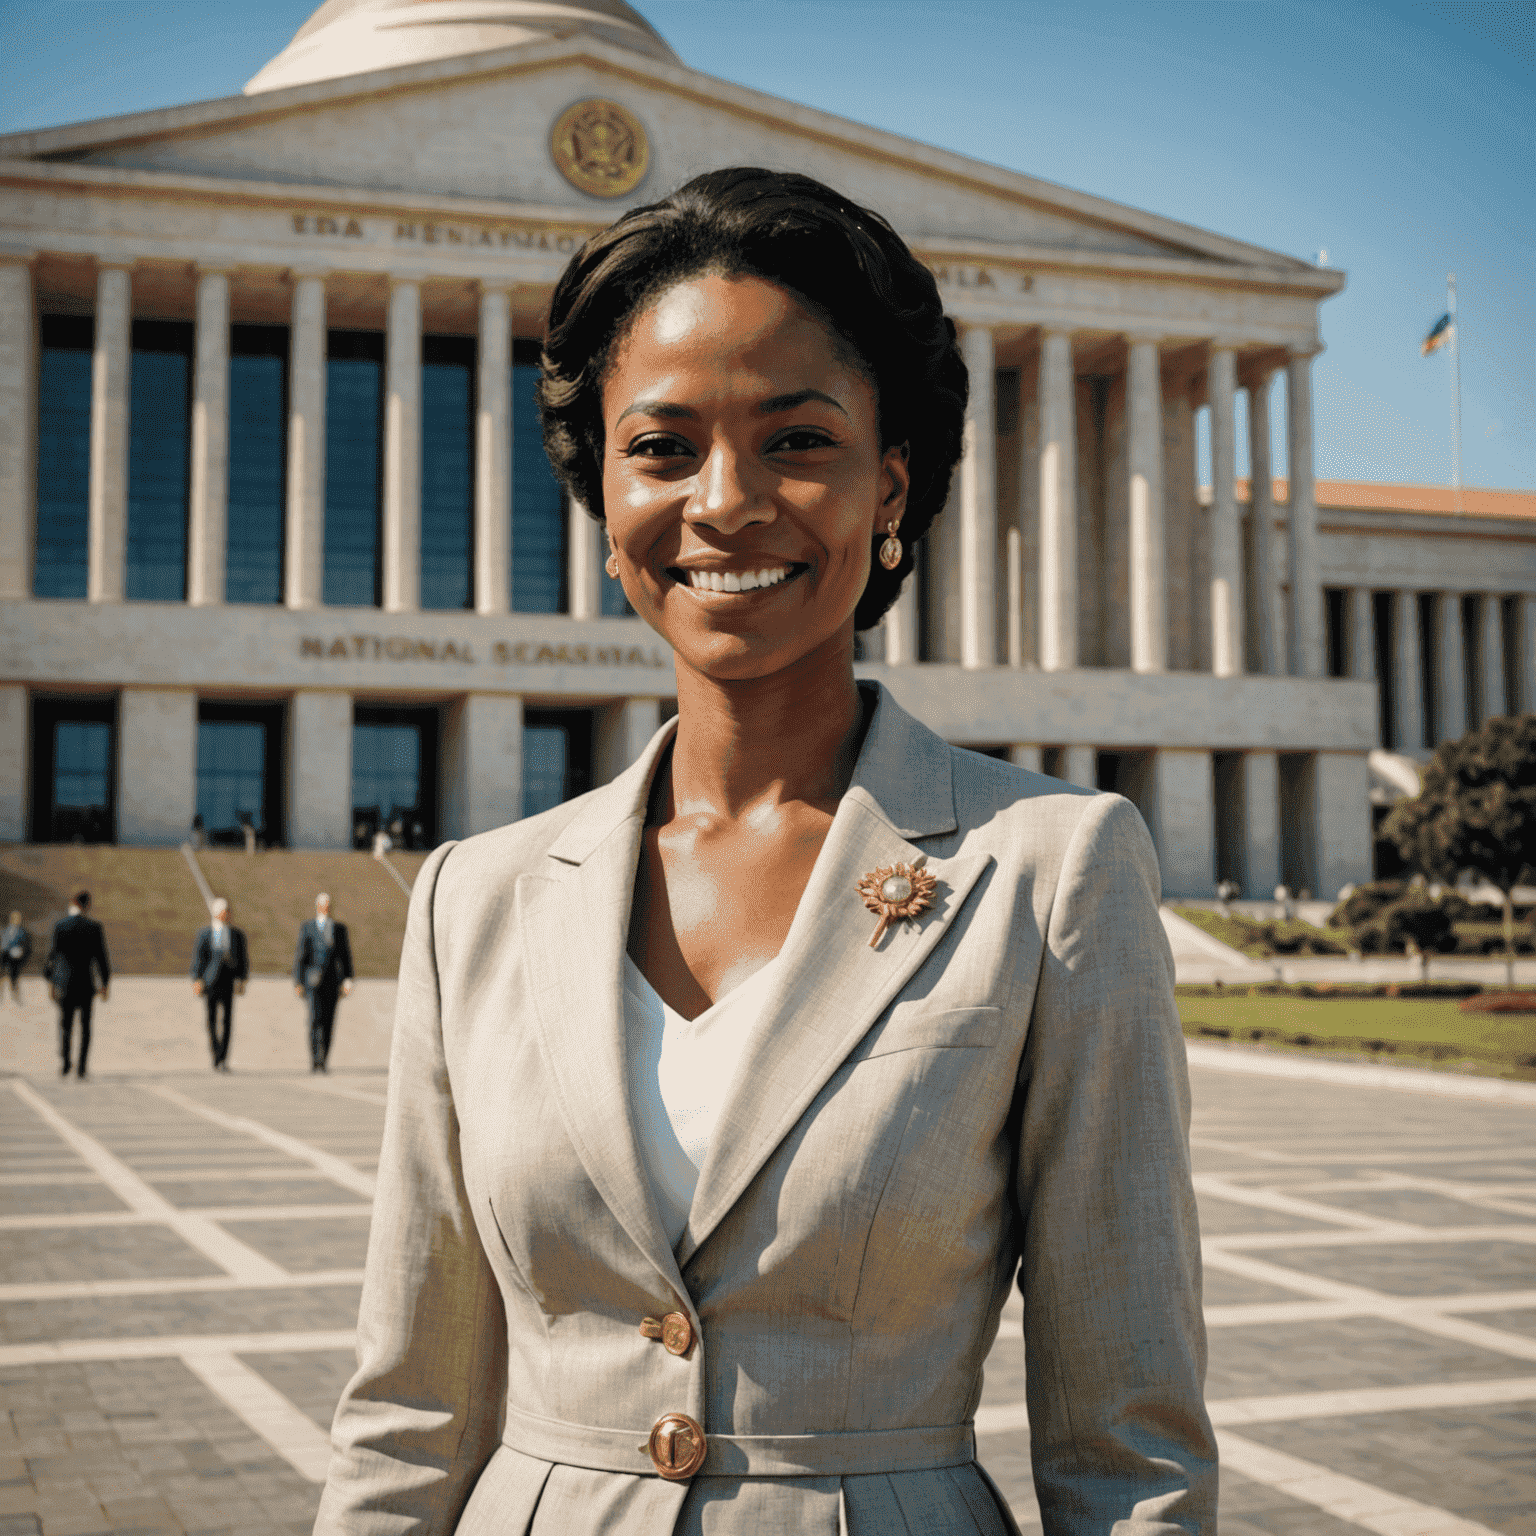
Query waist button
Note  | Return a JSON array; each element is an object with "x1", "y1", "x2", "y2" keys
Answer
[{"x1": 648, "y1": 1412, "x2": 707, "y2": 1480}]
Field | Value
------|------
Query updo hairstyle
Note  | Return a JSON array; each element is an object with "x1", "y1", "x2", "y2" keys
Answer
[{"x1": 537, "y1": 167, "x2": 968, "y2": 632}]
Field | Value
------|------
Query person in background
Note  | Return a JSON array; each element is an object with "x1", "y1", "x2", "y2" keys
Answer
[
  {"x1": 293, "y1": 893, "x2": 354, "y2": 1072},
  {"x1": 46, "y1": 891, "x2": 110, "y2": 1079},
  {"x1": 190, "y1": 897, "x2": 249, "y2": 1072},
  {"x1": 2, "y1": 911, "x2": 30, "y2": 1004}
]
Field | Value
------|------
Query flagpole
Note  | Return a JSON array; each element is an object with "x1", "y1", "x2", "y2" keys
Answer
[{"x1": 1448, "y1": 272, "x2": 1463, "y2": 510}]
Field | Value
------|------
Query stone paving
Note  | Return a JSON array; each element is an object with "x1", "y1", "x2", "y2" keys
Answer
[{"x1": 1, "y1": 1023, "x2": 1534, "y2": 1533}]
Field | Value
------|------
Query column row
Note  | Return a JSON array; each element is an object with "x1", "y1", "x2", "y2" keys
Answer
[
  {"x1": 1355, "y1": 587, "x2": 1535, "y2": 752},
  {"x1": 2, "y1": 259, "x2": 617, "y2": 616},
  {"x1": 892, "y1": 323, "x2": 1322, "y2": 681}
]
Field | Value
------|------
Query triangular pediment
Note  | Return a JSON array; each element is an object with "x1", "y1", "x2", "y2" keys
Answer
[{"x1": 0, "y1": 35, "x2": 1315, "y2": 275}]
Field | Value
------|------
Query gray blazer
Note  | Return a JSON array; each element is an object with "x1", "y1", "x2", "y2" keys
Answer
[{"x1": 317, "y1": 683, "x2": 1215, "y2": 1536}]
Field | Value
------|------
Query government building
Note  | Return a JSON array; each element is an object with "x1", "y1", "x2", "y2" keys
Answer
[{"x1": 1, "y1": 0, "x2": 1532, "y2": 897}]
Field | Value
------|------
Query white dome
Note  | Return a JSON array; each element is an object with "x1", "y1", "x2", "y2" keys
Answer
[{"x1": 245, "y1": 0, "x2": 678, "y2": 95}]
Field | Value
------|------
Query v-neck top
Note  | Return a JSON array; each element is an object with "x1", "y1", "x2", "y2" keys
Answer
[{"x1": 622, "y1": 955, "x2": 782, "y2": 1249}]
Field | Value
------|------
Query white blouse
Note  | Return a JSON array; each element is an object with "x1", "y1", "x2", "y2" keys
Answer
[{"x1": 622, "y1": 954, "x2": 782, "y2": 1249}]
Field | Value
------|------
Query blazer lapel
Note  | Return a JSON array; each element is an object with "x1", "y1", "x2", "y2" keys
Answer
[
  {"x1": 517, "y1": 716, "x2": 689, "y2": 1298},
  {"x1": 676, "y1": 686, "x2": 991, "y2": 1269}
]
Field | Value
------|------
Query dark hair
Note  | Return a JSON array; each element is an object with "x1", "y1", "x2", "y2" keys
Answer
[
  {"x1": 73, "y1": 891, "x2": 91, "y2": 910},
  {"x1": 537, "y1": 167, "x2": 968, "y2": 631}
]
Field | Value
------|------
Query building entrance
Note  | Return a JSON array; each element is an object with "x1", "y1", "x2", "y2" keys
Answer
[
  {"x1": 30, "y1": 696, "x2": 116, "y2": 843},
  {"x1": 196, "y1": 703, "x2": 285, "y2": 847},
  {"x1": 353, "y1": 707, "x2": 439, "y2": 849},
  {"x1": 522, "y1": 709, "x2": 594, "y2": 820}
]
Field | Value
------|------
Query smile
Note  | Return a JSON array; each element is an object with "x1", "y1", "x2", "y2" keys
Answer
[{"x1": 672, "y1": 564, "x2": 806, "y2": 594}]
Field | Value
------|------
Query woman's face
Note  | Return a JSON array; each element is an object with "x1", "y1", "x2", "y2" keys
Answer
[{"x1": 599, "y1": 273, "x2": 908, "y2": 682}]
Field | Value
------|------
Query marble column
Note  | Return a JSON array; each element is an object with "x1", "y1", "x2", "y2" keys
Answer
[
  {"x1": 1348, "y1": 587, "x2": 1375, "y2": 682},
  {"x1": 1313, "y1": 754, "x2": 1373, "y2": 897},
  {"x1": 1241, "y1": 751, "x2": 1281, "y2": 899},
  {"x1": 287, "y1": 690, "x2": 353, "y2": 849},
  {"x1": 1208, "y1": 344, "x2": 1242, "y2": 677},
  {"x1": 1155, "y1": 750, "x2": 1215, "y2": 898},
  {"x1": 88, "y1": 263, "x2": 132, "y2": 604},
  {"x1": 117, "y1": 689, "x2": 196, "y2": 846},
  {"x1": 475, "y1": 283, "x2": 512, "y2": 616},
  {"x1": 1286, "y1": 349, "x2": 1323, "y2": 677},
  {"x1": 567, "y1": 497, "x2": 603, "y2": 619},
  {"x1": 187, "y1": 269, "x2": 229, "y2": 608},
  {"x1": 0, "y1": 685, "x2": 23, "y2": 841},
  {"x1": 383, "y1": 278, "x2": 422, "y2": 614},
  {"x1": 1435, "y1": 592, "x2": 1466, "y2": 743},
  {"x1": 0, "y1": 259, "x2": 35, "y2": 601},
  {"x1": 442, "y1": 693, "x2": 523, "y2": 837},
  {"x1": 1063, "y1": 745, "x2": 1096, "y2": 789},
  {"x1": 1008, "y1": 744, "x2": 1042, "y2": 773},
  {"x1": 1393, "y1": 589, "x2": 1424, "y2": 751},
  {"x1": 284, "y1": 273, "x2": 326, "y2": 611},
  {"x1": 1037, "y1": 329, "x2": 1077, "y2": 671},
  {"x1": 596, "y1": 697, "x2": 663, "y2": 786},
  {"x1": 884, "y1": 573, "x2": 918, "y2": 664},
  {"x1": 1246, "y1": 369, "x2": 1279, "y2": 674},
  {"x1": 1479, "y1": 593, "x2": 1507, "y2": 721},
  {"x1": 1127, "y1": 338, "x2": 1166, "y2": 673},
  {"x1": 959, "y1": 324, "x2": 997, "y2": 669}
]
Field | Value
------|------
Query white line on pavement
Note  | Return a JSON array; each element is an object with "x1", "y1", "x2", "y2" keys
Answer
[
  {"x1": 0, "y1": 1329, "x2": 357, "y2": 1366},
  {"x1": 1216, "y1": 1429, "x2": 1503, "y2": 1535},
  {"x1": 1190, "y1": 1137, "x2": 1530, "y2": 1167},
  {"x1": 150, "y1": 1085, "x2": 377, "y2": 1198},
  {"x1": 1211, "y1": 1224, "x2": 1536, "y2": 1251},
  {"x1": 9, "y1": 1081, "x2": 289, "y2": 1285},
  {"x1": 296, "y1": 1079, "x2": 389, "y2": 1107},
  {"x1": 181, "y1": 1350, "x2": 335, "y2": 1483},
  {"x1": 0, "y1": 1269, "x2": 366, "y2": 1302},
  {"x1": 0, "y1": 1203, "x2": 371, "y2": 1231},
  {"x1": 1192, "y1": 1174, "x2": 1421, "y2": 1232},
  {"x1": 1186, "y1": 1044, "x2": 1536, "y2": 1104},
  {"x1": 1205, "y1": 1287, "x2": 1536, "y2": 1328}
]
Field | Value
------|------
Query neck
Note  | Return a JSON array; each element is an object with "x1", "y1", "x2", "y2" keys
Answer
[{"x1": 664, "y1": 629, "x2": 866, "y2": 821}]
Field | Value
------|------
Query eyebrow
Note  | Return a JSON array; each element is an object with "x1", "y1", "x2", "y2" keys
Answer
[{"x1": 614, "y1": 388, "x2": 848, "y2": 425}]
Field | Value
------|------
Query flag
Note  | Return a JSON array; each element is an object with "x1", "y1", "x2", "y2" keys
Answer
[{"x1": 1421, "y1": 313, "x2": 1453, "y2": 356}]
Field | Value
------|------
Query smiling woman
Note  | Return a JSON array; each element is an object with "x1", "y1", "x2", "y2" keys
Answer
[{"x1": 317, "y1": 169, "x2": 1217, "y2": 1536}]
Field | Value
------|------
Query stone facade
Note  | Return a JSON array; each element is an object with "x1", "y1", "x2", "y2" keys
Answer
[{"x1": 1, "y1": 5, "x2": 1532, "y2": 893}]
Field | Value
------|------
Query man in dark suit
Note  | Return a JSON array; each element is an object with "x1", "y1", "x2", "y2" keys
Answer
[
  {"x1": 46, "y1": 890, "x2": 110, "y2": 1079},
  {"x1": 190, "y1": 897, "x2": 249, "y2": 1072},
  {"x1": 293, "y1": 892, "x2": 353, "y2": 1072}
]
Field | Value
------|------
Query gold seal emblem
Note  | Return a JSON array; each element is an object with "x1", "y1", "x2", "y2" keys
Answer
[{"x1": 550, "y1": 99, "x2": 649, "y2": 198}]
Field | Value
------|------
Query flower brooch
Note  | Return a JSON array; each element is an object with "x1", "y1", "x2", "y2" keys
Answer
[{"x1": 856, "y1": 855, "x2": 938, "y2": 948}]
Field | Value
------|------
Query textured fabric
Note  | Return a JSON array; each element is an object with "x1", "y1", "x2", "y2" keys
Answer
[
  {"x1": 316, "y1": 682, "x2": 1216, "y2": 1536},
  {"x1": 624, "y1": 954, "x2": 782, "y2": 1247}
]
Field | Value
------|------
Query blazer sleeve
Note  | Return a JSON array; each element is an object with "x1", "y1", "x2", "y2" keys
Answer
[
  {"x1": 316, "y1": 842, "x2": 508, "y2": 1536},
  {"x1": 1015, "y1": 793, "x2": 1216, "y2": 1534},
  {"x1": 337, "y1": 924, "x2": 355, "y2": 982}
]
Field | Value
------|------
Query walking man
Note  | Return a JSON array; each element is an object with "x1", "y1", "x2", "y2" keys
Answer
[
  {"x1": 293, "y1": 892, "x2": 353, "y2": 1072},
  {"x1": 190, "y1": 898, "x2": 248, "y2": 1072},
  {"x1": 46, "y1": 891, "x2": 110, "y2": 1079},
  {"x1": 2, "y1": 911, "x2": 30, "y2": 1003}
]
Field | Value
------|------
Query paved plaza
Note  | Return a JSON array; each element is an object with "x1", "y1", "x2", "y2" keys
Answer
[{"x1": 1, "y1": 1001, "x2": 1534, "y2": 1535}]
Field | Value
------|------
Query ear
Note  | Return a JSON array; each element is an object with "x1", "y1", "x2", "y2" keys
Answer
[{"x1": 880, "y1": 442, "x2": 911, "y2": 519}]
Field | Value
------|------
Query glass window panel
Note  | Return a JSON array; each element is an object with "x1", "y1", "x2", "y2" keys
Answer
[
  {"x1": 522, "y1": 725, "x2": 567, "y2": 819},
  {"x1": 352, "y1": 723, "x2": 422, "y2": 822},
  {"x1": 196, "y1": 720, "x2": 267, "y2": 838},
  {"x1": 512, "y1": 362, "x2": 565, "y2": 613},
  {"x1": 226, "y1": 327, "x2": 287, "y2": 604},
  {"x1": 325, "y1": 333, "x2": 383, "y2": 607},
  {"x1": 53, "y1": 722, "x2": 111, "y2": 809},
  {"x1": 126, "y1": 324, "x2": 192, "y2": 602},
  {"x1": 34, "y1": 319, "x2": 93, "y2": 600},
  {"x1": 420, "y1": 342, "x2": 473, "y2": 611}
]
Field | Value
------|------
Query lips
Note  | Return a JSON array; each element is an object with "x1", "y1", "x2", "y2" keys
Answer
[{"x1": 669, "y1": 563, "x2": 807, "y2": 594}]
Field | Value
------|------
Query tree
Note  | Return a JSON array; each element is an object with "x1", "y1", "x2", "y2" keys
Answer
[{"x1": 1383, "y1": 715, "x2": 1536, "y2": 986}]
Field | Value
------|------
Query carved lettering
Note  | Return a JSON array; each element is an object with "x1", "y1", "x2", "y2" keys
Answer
[
  {"x1": 397, "y1": 222, "x2": 417, "y2": 240},
  {"x1": 296, "y1": 636, "x2": 666, "y2": 667},
  {"x1": 301, "y1": 637, "x2": 324, "y2": 657},
  {"x1": 344, "y1": 219, "x2": 363, "y2": 238}
]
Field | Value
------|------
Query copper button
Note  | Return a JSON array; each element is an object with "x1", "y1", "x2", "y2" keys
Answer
[
  {"x1": 639, "y1": 1312, "x2": 694, "y2": 1356},
  {"x1": 648, "y1": 1412, "x2": 707, "y2": 1480}
]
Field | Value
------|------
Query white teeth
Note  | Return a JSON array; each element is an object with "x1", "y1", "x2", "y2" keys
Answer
[{"x1": 686, "y1": 566, "x2": 792, "y2": 592}]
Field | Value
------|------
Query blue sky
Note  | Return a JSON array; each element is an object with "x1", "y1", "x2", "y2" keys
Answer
[{"x1": 2, "y1": 0, "x2": 1531, "y2": 490}]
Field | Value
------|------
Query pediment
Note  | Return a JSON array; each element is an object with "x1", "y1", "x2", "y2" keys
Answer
[{"x1": 2, "y1": 36, "x2": 1312, "y2": 274}]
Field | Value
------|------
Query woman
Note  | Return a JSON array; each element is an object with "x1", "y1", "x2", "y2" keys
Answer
[{"x1": 318, "y1": 168, "x2": 1214, "y2": 1535}]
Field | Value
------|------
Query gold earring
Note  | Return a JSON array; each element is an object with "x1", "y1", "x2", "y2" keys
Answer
[
  {"x1": 878, "y1": 520, "x2": 903, "y2": 571},
  {"x1": 605, "y1": 553, "x2": 620, "y2": 579}
]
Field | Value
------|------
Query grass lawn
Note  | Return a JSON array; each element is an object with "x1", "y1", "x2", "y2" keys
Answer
[{"x1": 1176, "y1": 991, "x2": 1536, "y2": 1080}]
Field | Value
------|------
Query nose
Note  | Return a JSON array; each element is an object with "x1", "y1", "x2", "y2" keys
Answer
[{"x1": 685, "y1": 441, "x2": 775, "y2": 535}]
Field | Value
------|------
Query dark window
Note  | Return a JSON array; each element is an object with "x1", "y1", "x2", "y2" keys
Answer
[
  {"x1": 196, "y1": 703, "x2": 284, "y2": 847},
  {"x1": 1278, "y1": 752, "x2": 1317, "y2": 896},
  {"x1": 30, "y1": 695, "x2": 116, "y2": 843},
  {"x1": 1372, "y1": 591, "x2": 1394, "y2": 748},
  {"x1": 325, "y1": 330, "x2": 383, "y2": 607},
  {"x1": 1213, "y1": 752, "x2": 1246, "y2": 890},
  {"x1": 1503, "y1": 597, "x2": 1522, "y2": 715},
  {"x1": 127, "y1": 320, "x2": 192, "y2": 601},
  {"x1": 1461, "y1": 595, "x2": 1481, "y2": 723},
  {"x1": 1323, "y1": 588, "x2": 1346, "y2": 677},
  {"x1": 353, "y1": 706, "x2": 439, "y2": 849},
  {"x1": 513, "y1": 356, "x2": 566, "y2": 613},
  {"x1": 421, "y1": 336, "x2": 474, "y2": 611},
  {"x1": 226, "y1": 325, "x2": 288, "y2": 604},
  {"x1": 34, "y1": 316, "x2": 94, "y2": 600},
  {"x1": 522, "y1": 709, "x2": 593, "y2": 818}
]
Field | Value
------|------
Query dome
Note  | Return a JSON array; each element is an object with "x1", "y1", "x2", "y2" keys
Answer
[{"x1": 244, "y1": 0, "x2": 679, "y2": 95}]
